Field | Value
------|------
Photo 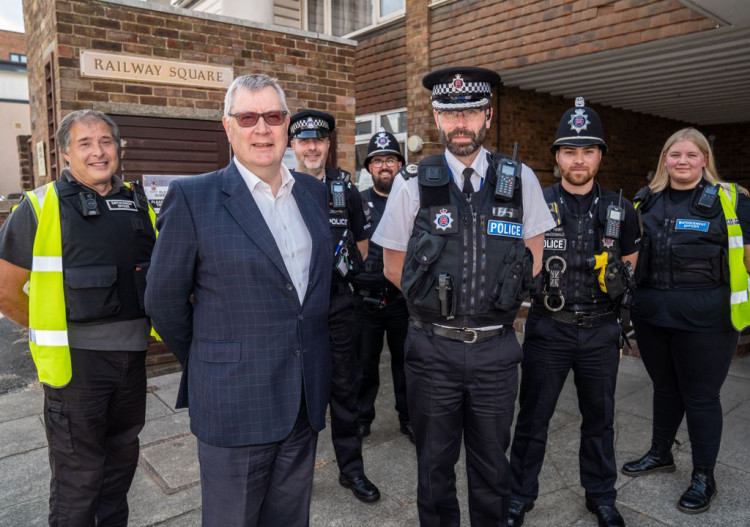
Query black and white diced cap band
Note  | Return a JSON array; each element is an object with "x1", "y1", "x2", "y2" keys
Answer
[{"x1": 289, "y1": 116, "x2": 330, "y2": 136}]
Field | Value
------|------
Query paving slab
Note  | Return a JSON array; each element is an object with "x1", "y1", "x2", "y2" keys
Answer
[
  {"x1": 0, "y1": 385, "x2": 42, "y2": 422},
  {"x1": 0, "y1": 414, "x2": 46, "y2": 459}
]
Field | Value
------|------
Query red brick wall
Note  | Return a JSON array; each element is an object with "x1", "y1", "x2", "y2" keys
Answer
[
  {"x1": 24, "y1": 0, "x2": 357, "y2": 184},
  {"x1": 428, "y1": 0, "x2": 715, "y2": 70},
  {"x1": 355, "y1": 23, "x2": 407, "y2": 115},
  {"x1": 0, "y1": 30, "x2": 26, "y2": 60}
]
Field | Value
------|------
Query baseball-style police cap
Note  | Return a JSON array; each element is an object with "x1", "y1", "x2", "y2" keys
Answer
[
  {"x1": 364, "y1": 128, "x2": 404, "y2": 171},
  {"x1": 422, "y1": 66, "x2": 501, "y2": 110},
  {"x1": 551, "y1": 97, "x2": 607, "y2": 155},
  {"x1": 289, "y1": 109, "x2": 336, "y2": 139}
]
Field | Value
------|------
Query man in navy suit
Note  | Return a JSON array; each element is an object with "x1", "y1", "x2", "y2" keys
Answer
[{"x1": 145, "y1": 74, "x2": 332, "y2": 527}]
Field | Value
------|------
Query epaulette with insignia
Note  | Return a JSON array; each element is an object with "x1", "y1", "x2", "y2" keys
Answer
[
  {"x1": 338, "y1": 169, "x2": 351, "y2": 184},
  {"x1": 401, "y1": 163, "x2": 418, "y2": 180},
  {"x1": 633, "y1": 186, "x2": 652, "y2": 210}
]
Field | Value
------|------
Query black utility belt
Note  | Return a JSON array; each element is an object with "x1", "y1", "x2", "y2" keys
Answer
[
  {"x1": 534, "y1": 307, "x2": 618, "y2": 328},
  {"x1": 356, "y1": 286, "x2": 402, "y2": 300},
  {"x1": 410, "y1": 319, "x2": 513, "y2": 344}
]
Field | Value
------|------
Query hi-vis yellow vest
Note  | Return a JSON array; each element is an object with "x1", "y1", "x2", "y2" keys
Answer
[
  {"x1": 24, "y1": 181, "x2": 158, "y2": 388},
  {"x1": 717, "y1": 183, "x2": 750, "y2": 331}
]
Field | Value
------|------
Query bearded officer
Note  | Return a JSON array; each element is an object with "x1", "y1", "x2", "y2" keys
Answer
[
  {"x1": 289, "y1": 109, "x2": 380, "y2": 503},
  {"x1": 506, "y1": 98, "x2": 639, "y2": 527},
  {"x1": 372, "y1": 66, "x2": 555, "y2": 525},
  {"x1": 353, "y1": 129, "x2": 413, "y2": 443}
]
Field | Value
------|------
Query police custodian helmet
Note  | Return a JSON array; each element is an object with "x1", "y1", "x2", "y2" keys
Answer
[
  {"x1": 422, "y1": 66, "x2": 501, "y2": 110},
  {"x1": 364, "y1": 128, "x2": 405, "y2": 172},
  {"x1": 289, "y1": 109, "x2": 336, "y2": 139},
  {"x1": 551, "y1": 97, "x2": 607, "y2": 155}
]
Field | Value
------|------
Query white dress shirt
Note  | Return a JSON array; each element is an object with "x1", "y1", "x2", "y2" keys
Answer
[{"x1": 234, "y1": 157, "x2": 312, "y2": 303}]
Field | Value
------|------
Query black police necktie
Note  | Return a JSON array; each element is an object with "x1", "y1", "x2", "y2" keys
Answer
[{"x1": 462, "y1": 167, "x2": 474, "y2": 198}]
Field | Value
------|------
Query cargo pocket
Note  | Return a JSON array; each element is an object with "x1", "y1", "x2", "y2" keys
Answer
[
  {"x1": 45, "y1": 400, "x2": 74, "y2": 455},
  {"x1": 401, "y1": 232, "x2": 447, "y2": 313},
  {"x1": 670, "y1": 244, "x2": 722, "y2": 287},
  {"x1": 490, "y1": 244, "x2": 532, "y2": 311},
  {"x1": 63, "y1": 265, "x2": 120, "y2": 322}
]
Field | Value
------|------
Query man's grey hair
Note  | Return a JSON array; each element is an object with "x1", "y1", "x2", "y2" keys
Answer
[
  {"x1": 223, "y1": 74, "x2": 289, "y2": 117},
  {"x1": 56, "y1": 109, "x2": 120, "y2": 155}
]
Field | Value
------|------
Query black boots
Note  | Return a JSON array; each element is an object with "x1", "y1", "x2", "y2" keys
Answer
[
  {"x1": 621, "y1": 442, "x2": 675, "y2": 476},
  {"x1": 678, "y1": 468, "x2": 716, "y2": 514}
]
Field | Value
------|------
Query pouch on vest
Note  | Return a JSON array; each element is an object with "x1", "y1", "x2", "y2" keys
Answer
[
  {"x1": 490, "y1": 244, "x2": 533, "y2": 312},
  {"x1": 63, "y1": 265, "x2": 121, "y2": 323},
  {"x1": 133, "y1": 262, "x2": 150, "y2": 311},
  {"x1": 634, "y1": 235, "x2": 650, "y2": 286},
  {"x1": 670, "y1": 244, "x2": 726, "y2": 287},
  {"x1": 402, "y1": 232, "x2": 447, "y2": 313}
]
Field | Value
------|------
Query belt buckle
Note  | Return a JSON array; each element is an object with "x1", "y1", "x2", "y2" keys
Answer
[{"x1": 462, "y1": 327, "x2": 478, "y2": 344}]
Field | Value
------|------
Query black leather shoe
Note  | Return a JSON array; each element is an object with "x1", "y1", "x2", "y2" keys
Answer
[
  {"x1": 507, "y1": 499, "x2": 534, "y2": 526},
  {"x1": 357, "y1": 423, "x2": 371, "y2": 438},
  {"x1": 678, "y1": 468, "x2": 716, "y2": 514},
  {"x1": 585, "y1": 501, "x2": 625, "y2": 527},
  {"x1": 339, "y1": 473, "x2": 380, "y2": 503},
  {"x1": 400, "y1": 422, "x2": 415, "y2": 444},
  {"x1": 621, "y1": 442, "x2": 675, "y2": 477}
]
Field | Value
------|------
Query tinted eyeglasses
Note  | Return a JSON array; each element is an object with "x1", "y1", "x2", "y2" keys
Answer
[{"x1": 229, "y1": 110, "x2": 288, "y2": 128}]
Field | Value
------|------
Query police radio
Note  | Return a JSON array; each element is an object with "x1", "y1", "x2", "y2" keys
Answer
[
  {"x1": 605, "y1": 190, "x2": 624, "y2": 239},
  {"x1": 495, "y1": 142, "x2": 520, "y2": 200},
  {"x1": 131, "y1": 180, "x2": 149, "y2": 213},
  {"x1": 697, "y1": 184, "x2": 719, "y2": 210},
  {"x1": 330, "y1": 180, "x2": 347, "y2": 210}
]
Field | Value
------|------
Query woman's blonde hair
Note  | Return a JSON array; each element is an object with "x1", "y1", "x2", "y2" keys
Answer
[{"x1": 649, "y1": 127, "x2": 747, "y2": 197}]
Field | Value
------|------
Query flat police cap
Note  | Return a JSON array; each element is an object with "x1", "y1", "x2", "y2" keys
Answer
[
  {"x1": 551, "y1": 97, "x2": 608, "y2": 155},
  {"x1": 364, "y1": 128, "x2": 405, "y2": 171},
  {"x1": 289, "y1": 109, "x2": 336, "y2": 139},
  {"x1": 422, "y1": 66, "x2": 501, "y2": 110}
]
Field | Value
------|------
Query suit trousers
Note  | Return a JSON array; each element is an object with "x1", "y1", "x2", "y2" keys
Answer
[
  {"x1": 328, "y1": 286, "x2": 365, "y2": 477},
  {"x1": 509, "y1": 311, "x2": 621, "y2": 506},
  {"x1": 44, "y1": 347, "x2": 146, "y2": 527},
  {"x1": 198, "y1": 396, "x2": 318, "y2": 527},
  {"x1": 354, "y1": 294, "x2": 410, "y2": 426},
  {"x1": 405, "y1": 323, "x2": 522, "y2": 526},
  {"x1": 632, "y1": 319, "x2": 737, "y2": 468}
]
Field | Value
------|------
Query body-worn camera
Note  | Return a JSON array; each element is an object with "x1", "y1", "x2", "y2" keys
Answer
[{"x1": 78, "y1": 192, "x2": 100, "y2": 217}]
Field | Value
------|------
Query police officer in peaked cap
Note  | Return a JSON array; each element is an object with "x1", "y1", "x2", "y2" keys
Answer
[
  {"x1": 507, "y1": 98, "x2": 640, "y2": 527},
  {"x1": 353, "y1": 129, "x2": 413, "y2": 443},
  {"x1": 371, "y1": 66, "x2": 555, "y2": 525},
  {"x1": 289, "y1": 109, "x2": 381, "y2": 503}
]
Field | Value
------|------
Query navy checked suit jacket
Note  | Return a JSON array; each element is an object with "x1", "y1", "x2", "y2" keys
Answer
[{"x1": 145, "y1": 162, "x2": 332, "y2": 447}]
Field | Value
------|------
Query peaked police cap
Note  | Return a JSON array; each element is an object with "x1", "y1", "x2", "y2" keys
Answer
[
  {"x1": 422, "y1": 66, "x2": 501, "y2": 110},
  {"x1": 289, "y1": 109, "x2": 336, "y2": 139}
]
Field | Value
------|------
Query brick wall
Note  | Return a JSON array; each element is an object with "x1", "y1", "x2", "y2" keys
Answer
[
  {"x1": 355, "y1": 23, "x2": 407, "y2": 115},
  {"x1": 428, "y1": 0, "x2": 716, "y2": 70},
  {"x1": 24, "y1": 0, "x2": 357, "y2": 185},
  {"x1": 0, "y1": 30, "x2": 26, "y2": 60},
  {"x1": 16, "y1": 135, "x2": 32, "y2": 190}
]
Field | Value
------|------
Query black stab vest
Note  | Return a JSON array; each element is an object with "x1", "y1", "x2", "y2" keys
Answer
[
  {"x1": 353, "y1": 188, "x2": 386, "y2": 289},
  {"x1": 539, "y1": 182, "x2": 622, "y2": 311},
  {"x1": 401, "y1": 153, "x2": 529, "y2": 327},
  {"x1": 56, "y1": 178, "x2": 155, "y2": 323},
  {"x1": 637, "y1": 181, "x2": 729, "y2": 290}
]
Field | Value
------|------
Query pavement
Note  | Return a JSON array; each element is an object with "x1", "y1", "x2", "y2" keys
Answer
[{"x1": 1, "y1": 329, "x2": 750, "y2": 526}]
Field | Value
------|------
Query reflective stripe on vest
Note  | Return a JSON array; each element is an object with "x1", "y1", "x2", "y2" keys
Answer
[
  {"x1": 26, "y1": 183, "x2": 71, "y2": 388},
  {"x1": 717, "y1": 183, "x2": 750, "y2": 331}
]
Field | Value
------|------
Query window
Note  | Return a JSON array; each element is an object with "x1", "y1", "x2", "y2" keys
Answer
[
  {"x1": 9, "y1": 53, "x2": 27, "y2": 64},
  {"x1": 306, "y1": 0, "x2": 404, "y2": 37},
  {"x1": 355, "y1": 109, "x2": 407, "y2": 190}
]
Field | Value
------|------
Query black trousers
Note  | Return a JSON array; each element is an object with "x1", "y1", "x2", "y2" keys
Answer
[
  {"x1": 354, "y1": 293, "x2": 409, "y2": 426},
  {"x1": 632, "y1": 318, "x2": 737, "y2": 468},
  {"x1": 328, "y1": 288, "x2": 364, "y2": 478},
  {"x1": 44, "y1": 347, "x2": 146, "y2": 527},
  {"x1": 405, "y1": 323, "x2": 522, "y2": 526},
  {"x1": 509, "y1": 311, "x2": 621, "y2": 506},
  {"x1": 198, "y1": 396, "x2": 318, "y2": 527}
]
